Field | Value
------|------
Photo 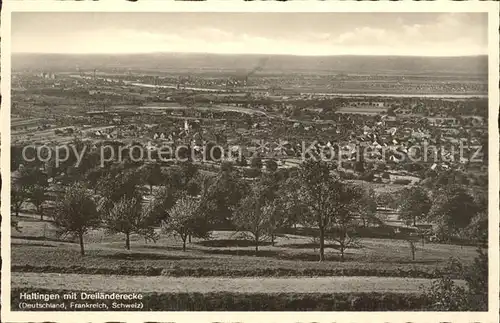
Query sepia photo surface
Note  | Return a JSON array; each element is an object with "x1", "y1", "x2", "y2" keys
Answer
[{"x1": 2, "y1": 1, "x2": 499, "y2": 322}]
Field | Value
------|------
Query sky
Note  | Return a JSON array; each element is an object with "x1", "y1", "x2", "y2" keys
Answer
[{"x1": 12, "y1": 12, "x2": 488, "y2": 56}]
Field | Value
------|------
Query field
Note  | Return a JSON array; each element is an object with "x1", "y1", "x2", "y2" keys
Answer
[
  {"x1": 11, "y1": 213, "x2": 476, "y2": 310},
  {"x1": 13, "y1": 273, "x2": 464, "y2": 294},
  {"x1": 12, "y1": 214, "x2": 475, "y2": 281}
]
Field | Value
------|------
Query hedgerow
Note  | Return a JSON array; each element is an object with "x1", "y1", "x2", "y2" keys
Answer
[{"x1": 12, "y1": 264, "x2": 447, "y2": 278}]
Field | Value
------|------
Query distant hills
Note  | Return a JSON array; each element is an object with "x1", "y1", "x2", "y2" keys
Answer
[{"x1": 12, "y1": 53, "x2": 488, "y2": 76}]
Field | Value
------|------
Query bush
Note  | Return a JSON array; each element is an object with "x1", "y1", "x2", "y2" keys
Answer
[
  {"x1": 382, "y1": 172, "x2": 390, "y2": 179},
  {"x1": 423, "y1": 248, "x2": 488, "y2": 311}
]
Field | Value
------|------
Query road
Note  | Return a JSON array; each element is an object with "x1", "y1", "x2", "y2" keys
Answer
[{"x1": 12, "y1": 273, "x2": 465, "y2": 294}]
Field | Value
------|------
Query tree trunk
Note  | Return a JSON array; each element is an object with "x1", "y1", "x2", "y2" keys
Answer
[
  {"x1": 79, "y1": 233, "x2": 85, "y2": 256},
  {"x1": 255, "y1": 235, "x2": 259, "y2": 255},
  {"x1": 340, "y1": 245, "x2": 345, "y2": 262},
  {"x1": 413, "y1": 216, "x2": 416, "y2": 226},
  {"x1": 15, "y1": 207, "x2": 19, "y2": 217},
  {"x1": 182, "y1": 238, "x2": 187, "y2": 252},
  {"x1": 188, "y1": 234, "x2": 192, "y2": 243},
  {"x1": 271, "y1": 234, "x2": 275, "y2": 246},
  {"x1": 319, "y1": 226, "x2": 325, "y2": 262},
  {"x1": 125, "y1": 232, "x2": 130, "y2": 250},
  {"x1": 150, "y1": 184, "x2": 153, "y2": 195}
]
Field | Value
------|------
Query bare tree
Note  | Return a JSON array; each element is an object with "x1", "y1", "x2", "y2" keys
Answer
[
  {"x1": 30, "y1": 184, "x2": 48, "y2": 220},
  {"x1": 299, "y1": 161, "x2": 363, "y2": 261},
  {"x1": 164, "y1": 195, "x2": 209, "y2": 251},
  {"x1": 408, "y1": 240, "x2": 417, "y2": 261},
  {"x1": 11, "y1": 186, "x2": 28, "y2": 217},
  {"x1": 104, "y1": 196, "x2": 154, "y2": 250},
  {"x1": 52, "y1": 184, "x2": 100, "y2": 255},
  {"x1": 233, "y1": 184, "x2": 270, "y2": 254},
  {"x1": 331, "y1": 215, "x2": 361, "y2": 262},
  {"x1": 264, "y1": 199, "x2": 285, "y2": 246}
]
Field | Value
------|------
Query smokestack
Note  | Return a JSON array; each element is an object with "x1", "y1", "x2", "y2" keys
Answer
[{"x1": 245, "y1": 57, "x2": 268, "y2": 83}]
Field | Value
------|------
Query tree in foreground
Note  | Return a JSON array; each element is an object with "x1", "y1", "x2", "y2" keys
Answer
[
  {"x1": 150, "y1": 186, "x2": 180, "y2": 225},
  {"x1": 397, "y1": 186, "x2": 431, "y2": 226},
  {"x1": 11, "y1": 186, "x2": 28, "y2": 217},
  {"x1": 299, "y1": 160, "x2": 362, "y2": 261},
  {"x1": 199, "y1": 166, "x2": 248, "y2": 228},
  {"x1": 278, "y1": 176, "x2": 310, "y2": 229},
  {"x1": 11, "y1": 166, "x2": 47, "y2": 217},
  {"x1": 429, "y1": 185, "x2": 478, "y2": 239},
  {"x1": 164, "y1": 195, "x2": 209, "y2": 251},
  {"x1": 233, "y1": 183, "x2": 273, "y2": 254},
  {"x1": 97, "y1": 169, "x2": 144, "y2": 217},
  {"x1": 406, "y1": 238, "x2": 418, "y2": 261},
  {"x1": 329, "y1": 184, "x2": 364, "y2": 261},
  {"x1": 357, "y1": 186, "x2": 378, "y2": 228},
  {"x1": 264, "y1": 199, "x2": 287, "y2": 246},
  {"x1": 298, "y1": 160, "x2": 332, "y2": 261},
  {"x1": 104, "y1": 196, "x2": 154, "y2": 250},
  {"x1": 52, "y1": 184, "x2": 100, "y2": 255},
  {"x1": 30, "y1": 184, "x2": 48, "y2": 220}
]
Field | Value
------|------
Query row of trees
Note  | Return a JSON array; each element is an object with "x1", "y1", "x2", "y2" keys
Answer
[
  {"x1": 13, "y1": 153, "x2": 487, "y2": 260},
  {"x1": 51, "y1": 166, "x2": 208, "y2": 255},
  {"x1": 14, "y1": 159, "x2": 379, "y2": 260}
]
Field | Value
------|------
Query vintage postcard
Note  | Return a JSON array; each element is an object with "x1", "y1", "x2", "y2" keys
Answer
[{"x1": 1, "y1": 1, "x2": 499, "y2": 322}]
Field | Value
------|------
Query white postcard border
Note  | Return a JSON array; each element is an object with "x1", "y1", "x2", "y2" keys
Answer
[{"x1": 1, "y1": 1, "x2": 499, "y2": 322}]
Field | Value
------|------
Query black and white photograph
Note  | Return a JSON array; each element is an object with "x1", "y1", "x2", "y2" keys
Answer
[{"x1": 3, "y1": 2, "x2": 499, "y2": 320}]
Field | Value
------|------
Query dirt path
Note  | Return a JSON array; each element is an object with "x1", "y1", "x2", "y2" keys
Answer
[{"x1": 12, "y1": 273, "x2": 464, "y2": 294}]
